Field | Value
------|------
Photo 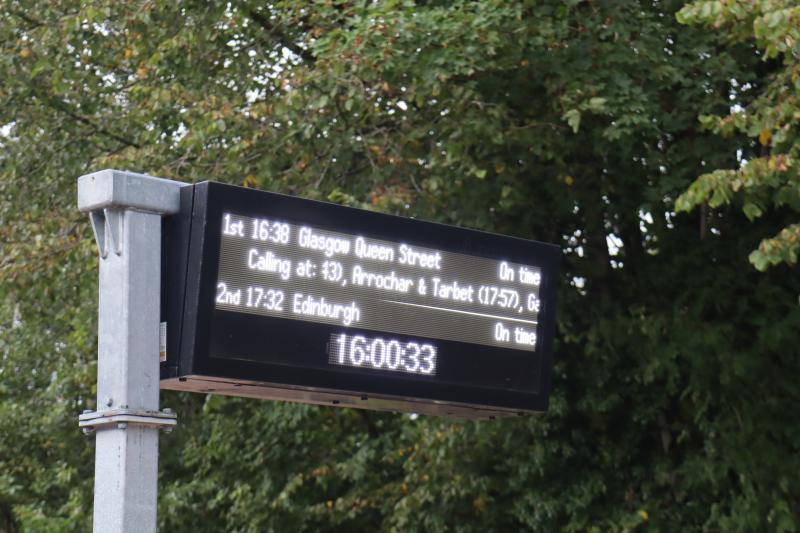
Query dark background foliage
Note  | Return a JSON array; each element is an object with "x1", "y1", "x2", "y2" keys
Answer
[{"x1": 1, "y1": 1, "x2": 798, "y2": 531}]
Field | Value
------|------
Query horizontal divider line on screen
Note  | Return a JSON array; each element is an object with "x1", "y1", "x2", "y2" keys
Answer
[{"x1": 381, "y1": 299, "x2": 539, "y2": 325}]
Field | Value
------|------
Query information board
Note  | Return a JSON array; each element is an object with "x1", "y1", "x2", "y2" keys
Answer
[{"x1": 160, "y1": 182, "x2": 559, "y2": 418}]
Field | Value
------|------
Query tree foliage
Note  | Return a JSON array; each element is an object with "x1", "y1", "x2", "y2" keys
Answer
[
  {"x1": 1, "y1": 1, "x2": 798, "y2": 531},
  {"x1": 675, "y1": 0, "x2": 800, "y2": 270}
]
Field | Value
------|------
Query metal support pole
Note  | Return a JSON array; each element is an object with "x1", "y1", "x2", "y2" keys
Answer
[{"x1": 77, "y1": 169, "x2": 185, "y2": 533}]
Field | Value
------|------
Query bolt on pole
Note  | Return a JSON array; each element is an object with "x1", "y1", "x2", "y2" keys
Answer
[{"x1": 77, "y1": 170, "x2": 185, "y2": 533}]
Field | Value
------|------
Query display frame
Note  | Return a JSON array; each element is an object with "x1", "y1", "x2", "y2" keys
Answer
[{"x1": 160, "y1": 181, "x2": 560, "y2": 418}]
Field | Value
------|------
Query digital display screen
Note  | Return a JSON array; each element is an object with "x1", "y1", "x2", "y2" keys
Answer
[
  {"x1": 161, "y1": 181, "x2": 559, "y2": 417},
  {"x1": 215, "y1": 213, "x2": 543, "y2": 359}
]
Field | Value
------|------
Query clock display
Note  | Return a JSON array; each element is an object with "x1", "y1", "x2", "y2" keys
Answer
[{"x1": 329, "y1": 333, "x2": 437, "y2": 375}]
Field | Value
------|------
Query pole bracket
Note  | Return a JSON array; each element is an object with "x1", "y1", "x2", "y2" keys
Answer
[
  {"x1": 79, "y1": 408, "x2": 177, "y2": 434},
  {"x1": 78, "y1": 169, "x2": 186, "y2": 259}
]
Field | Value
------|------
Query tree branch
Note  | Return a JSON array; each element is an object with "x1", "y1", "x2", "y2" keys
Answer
[
  {"x1": 34, "y1": 89, "x2": 142, "y2": 149},
  {"x1": 245, "y1": 9, "x2": 315, "y2": 64}
]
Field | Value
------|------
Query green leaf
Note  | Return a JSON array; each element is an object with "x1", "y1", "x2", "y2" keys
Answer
[
  {"x1": 564, "y1": 109, "x2": 581, "y2": 133},
  {"x1": 742, "y1": 202, "x2": 762, "y2": 220},
  {"x1": 31, "y1": 59, "x2": 51, "y2": 77},
  {"x1": 588, "y1": 97, "x2": 607, "y2": 111}
]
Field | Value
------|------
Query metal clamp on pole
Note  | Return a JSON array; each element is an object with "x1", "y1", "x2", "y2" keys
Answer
[
  {"x1": 78, "y1": 169, "x2": 187, "y2": 533},
  {"x1": 79, "y1": 408, "x2": 178, "y2": 434}
]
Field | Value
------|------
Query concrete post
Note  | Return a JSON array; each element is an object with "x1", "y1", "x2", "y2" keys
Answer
[{"x1": 77, "y1": 170, "x2": 185, "y2": 533}]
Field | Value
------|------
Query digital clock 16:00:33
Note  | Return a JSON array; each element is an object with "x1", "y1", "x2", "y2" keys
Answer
[{"x1": 329, "y1": 333, "x2": 436, "y2": 375}]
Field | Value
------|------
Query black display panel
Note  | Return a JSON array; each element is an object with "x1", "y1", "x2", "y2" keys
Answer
[{"x1": 161, "y1": 182, "x2": 560, "y2": 418}]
